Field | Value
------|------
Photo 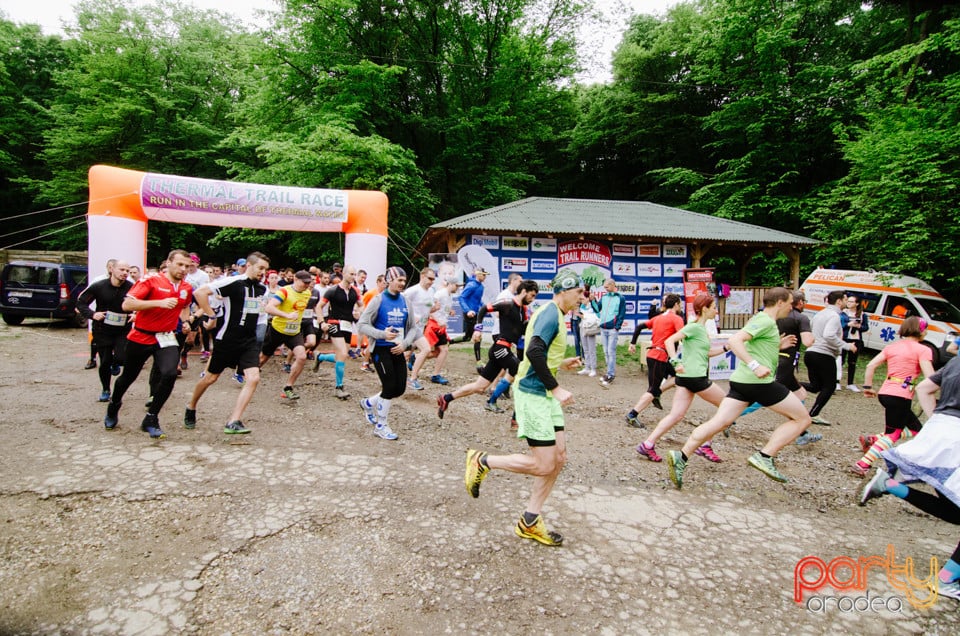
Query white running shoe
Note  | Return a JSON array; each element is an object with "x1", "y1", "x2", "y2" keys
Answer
[{"x1": 847, "y1": 384, "x2": 861, "y2": 393}]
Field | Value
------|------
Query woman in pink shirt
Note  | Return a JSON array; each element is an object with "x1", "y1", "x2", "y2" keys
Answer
[{"x1": 853, "y1": 317, "x2": 935, "y2": 476}]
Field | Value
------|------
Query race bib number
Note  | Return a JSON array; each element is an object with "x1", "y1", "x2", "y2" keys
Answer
[
  {"x1": 390, "y1": 327, "x2": 404, "y2": 343},
  {"x1": 339, "y1": 321, "x2": 354, "y2": 334},
  {"x1": 282, "y1": 320, "x2": 301, "y2": 335},
  {"x1": 156, "y1": 331, "x2": 178, "y2": 348},
  {"x1": 302, "y1": 308, "x2": 314, "y2": 320},
  {"x1": 243, "y1": 299, "x2": 260, "y2": 314},
  {"x1": 104, "y1": 311, "x2": 127, "y2": 327}
]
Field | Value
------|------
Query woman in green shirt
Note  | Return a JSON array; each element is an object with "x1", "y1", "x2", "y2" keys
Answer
[{"x1": 636, "y1": 294, "x2": 728, "y2": 463}]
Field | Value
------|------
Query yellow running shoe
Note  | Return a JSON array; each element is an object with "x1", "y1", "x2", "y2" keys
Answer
[
  {"x1": 515, "y1": 515, "x2": 563, "y2": 546},
  {"x1": 464, "y1": 449, "x2": 489, "y2": 498}
]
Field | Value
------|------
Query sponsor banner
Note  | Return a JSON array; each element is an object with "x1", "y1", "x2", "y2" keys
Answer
[
  {"x1": 471, "y1": 235, "x2": 500, "y2": 249},
  {"x1": 530, "y1": 237, "x2": 557, "y2": 252},
  {"x1": 638, "y1": 244, "x2": 661, "y2": 257},
  {"x1": 664, "y1": 282, "x2": 684, "y2": 295},
  {"x1": 558, "y1": 240, "x2": 612, "y2": 267},
  {"x1": 531, "y1": 279, "x2": 555, "y2": 292},
  {"x1": 612, "y1": 243, "x2": 636, "y2": 256},
  {"x1": 664, "y1": 263, "x2": 685, "y2": 277},
  {"x1": 684, "y1": 268, "x2": 714, "y2": 282},
  {"x1": 637, "y1": 263, "x2": 662, "y2": 277},
  {"x1": 501, "y1": 236, "x2": 530, "y2": 251},
  {"x1": 621, "y1": 319, "x2": 636, "y2": 334},
  {"x1": 501, "y1": 257, "x2": 529, "y2": 272},
  {"x1": 625, "y1": 301, "x2": 637, "y2": 314},
  {"x1": 709, "y1": 348, "x2": 736, "y2": 380},
  {"x1": 530, "y1": 259, "x2": 557, "y2": 273},
  {"x1": 639, "y1": 283, "x2": 662, "y2": 296},
  {"x1": 615, "y1": 281, "x2": 637, "y2": 295},
  {"x1": 663, "y1": 244, "x2": 688, "y2": 258},
  {"x1": 613, "y1": 262, "x2": 636, "y2": 276}
]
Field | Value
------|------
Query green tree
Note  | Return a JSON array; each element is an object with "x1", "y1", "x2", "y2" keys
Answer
[
  {"x1": 0, "y1": 20, "x2": 71, "y2": 249},
  {"x1": 809, "y1": 9, "x2": 960, "y2": 295},
  {"x1": 29, "y1": 0, "x2": 254, "y2": 253},
  {"x1": 271, "y1": 0, "x2": 582, "y2": 218}
]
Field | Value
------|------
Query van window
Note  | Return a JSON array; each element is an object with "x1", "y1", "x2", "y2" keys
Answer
[
  {"x1": 915, "y1": 297, "x2": 960, "y2": 323},
  {"x1": 882, "y1": 297, "x2": 919, "y2": 318},
  {"x1": 5, "y1": 265, "x2": 58, "y2": 286},
  {"x1": 845, "y1": 291, "x2": 881, "y2": 313},
  {"x1": 64, "y1": 269, "x2": 87, "y2": 288}
]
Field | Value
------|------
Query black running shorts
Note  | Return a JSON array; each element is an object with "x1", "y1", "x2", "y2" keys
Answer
[{"x1": 726, "y1": 380, "x2": 791, "y2": 407}]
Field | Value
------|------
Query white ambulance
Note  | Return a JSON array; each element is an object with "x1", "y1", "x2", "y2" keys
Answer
[{"x1": 800, "y1": 269, "x2": 960, "y2": 351}]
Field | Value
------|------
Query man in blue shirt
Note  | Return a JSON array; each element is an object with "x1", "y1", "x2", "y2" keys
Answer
[
  {"x1": 592, "y1": 278, "x2": 626, "y2": 387},
  {"x1": 458, "y1": 268, "x2": 489, "y2": 363}
]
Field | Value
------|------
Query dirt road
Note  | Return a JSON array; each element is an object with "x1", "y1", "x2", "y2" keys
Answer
[{"x1": 1, "y1": 322, "x2": 957, "y2": 634}]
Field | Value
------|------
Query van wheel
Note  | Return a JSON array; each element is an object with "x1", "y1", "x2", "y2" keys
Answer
[{"x1": 2, "y1": 314, "x2": 24, "y2": 326}]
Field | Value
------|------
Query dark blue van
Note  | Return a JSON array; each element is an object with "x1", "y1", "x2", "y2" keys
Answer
[{"x1": 0, "y1": 260, "x2": 89, "y2": 326}]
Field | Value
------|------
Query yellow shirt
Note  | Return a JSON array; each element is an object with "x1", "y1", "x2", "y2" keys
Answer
[{"x1": 269, "y1": 285, "x2": 312, "y2": 335}]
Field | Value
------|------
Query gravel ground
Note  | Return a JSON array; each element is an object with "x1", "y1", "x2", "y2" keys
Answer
[{"x1": 0, "y1": 320, "x2": 958, "y2": 634}]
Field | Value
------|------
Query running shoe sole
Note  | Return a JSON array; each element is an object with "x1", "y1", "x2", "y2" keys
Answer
[
  {"x1": 464, "y1": 449, "x2": 489, "y2": 498},
  {"x1": 666, "y1": 451, "x2": 685, "y2": 489},
  {"x1": 859, "y1": 469, "x2": 889, "y2": 506}
]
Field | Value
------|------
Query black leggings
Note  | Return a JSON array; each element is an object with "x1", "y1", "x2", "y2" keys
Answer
[
  {"x1": 903, "y1": 487, "x2": 960, "y2": 564},
  {"x1": 802, "y1": 350, "x2": 838, "y2": 417},
  {"x1": 841, "y1": 341, "x2": 860, "y2": 385},
  {"x1": 111, "y1": 341, "x2": 180, "y2": 415},
  {"x1": 94, "y1": 335, "x2": 127, "y2": 392},
  {"x1": 372, "y1": 346, "x2": 407, "y2": 400}
]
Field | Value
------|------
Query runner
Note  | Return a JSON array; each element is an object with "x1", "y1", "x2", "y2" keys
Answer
[
  {"x1": 801, "y1": 290, "x2": 856, "y2": 425},
  {"x1": 103, "y1": 250, "x2": 194, "y2": 439},
  {"x1": 320, "y1": 264, "x2": 364, "y2": 399},
  {"x1": 358, "y1": 267, "x2": 417, "y2": 440},
  {"x1": 77, "y1": 260, "x2": 133, "y2": 402},
  {"x1": 405, "y1": 267, "x2": 440, "y2": 390},
  {"x1": 183, "y1": 252, "x2": 270, "y2": 434},
  {"x1": 853, "y1": 316, "x2": 935, "y2": 476},
  {"x1": 859, "y1": 356, "x2": 960, "y2": 602},
  {"x1": 258, "y1": 271, "x2": 315, "y2": 400},
  {"x1": 625, "y1": 293, "x2": 684, "y2": 426},
  {"x1": 635, "y1": 293, "x2": 727, "y2": 463},
  {"x1": 459, "y1": 268, "x2": 489, "y2": 363},
  {"x1": 664, "y1": 287, "x2": 812, "y2": 488},
  {"x1": 437, "y1": 280, "x2": 539, "y2": 420},
  {"x1": 463, "y1": 274, "x2": 583, "y2": 546},
  {"x1": 423, "y1": 275, "x2": 459, "y2": 385}
]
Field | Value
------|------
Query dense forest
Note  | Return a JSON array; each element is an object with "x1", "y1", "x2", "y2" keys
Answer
[{"x1": 2, "y1": 0, "x2": 959, "y2": 295}]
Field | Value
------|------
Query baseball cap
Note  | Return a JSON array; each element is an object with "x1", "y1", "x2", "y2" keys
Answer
[
  {"x1": 294, "y1": 270, "x2": 314, "y2": 283},
  {"x1": 552, "y1": 274, "x2": 583, "y2": 295},
  {"x1": 443, "y1": 275, "x2": 459, "y2": 285},
  {"x1": 474, "y1": 268, "x2": 490, "y2": 276},
  {"x1": 385, "y1": 266, "x2": 407, "y2": 283},
  {"x1": 236, "y1": 258, "x2": 247, "y2": 266}
]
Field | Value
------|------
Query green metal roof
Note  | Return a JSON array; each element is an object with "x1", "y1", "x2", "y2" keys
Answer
[{"x1": 428, "y1": 197, "x2": 817, "y2": 246}]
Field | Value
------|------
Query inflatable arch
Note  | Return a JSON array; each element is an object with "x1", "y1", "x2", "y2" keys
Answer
[{"x1": 87, "y1": 164, "x2": 388, "y2": 279}]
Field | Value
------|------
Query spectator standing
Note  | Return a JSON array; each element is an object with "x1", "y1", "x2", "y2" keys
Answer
[{"x1": 592, "y1": 278, "x2": 626, "y2": 387}]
